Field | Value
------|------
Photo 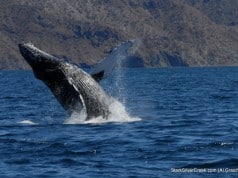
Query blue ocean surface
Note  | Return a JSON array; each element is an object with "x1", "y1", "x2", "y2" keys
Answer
[{"x1": 0, "y1": 67, "x2": 238, "y2": 177}]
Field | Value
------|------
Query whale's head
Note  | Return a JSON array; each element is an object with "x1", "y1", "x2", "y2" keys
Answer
[{"x1": 19, "y1": 43, "x2": 63, "y2": 81}]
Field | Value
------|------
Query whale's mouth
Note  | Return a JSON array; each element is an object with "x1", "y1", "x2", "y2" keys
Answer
[
  {"x1": 19, "y1": 43, "x2": 37, "y2": 66},
  {"x1": 19, "y1": 43, "x2": 64, "y2": 82},
  {"x1": 19, "y1": 43, "x2": 60, "y2": 69}
]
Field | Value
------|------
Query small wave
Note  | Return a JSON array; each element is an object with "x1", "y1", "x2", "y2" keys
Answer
[
  {"x1": 183, "y1": 158, "x2": 238, "y2": 168},
  {"x1": 210, "y1": 94, "x2": 232, "y2": 100},
  {"x1": 18, "y1": 120, "x2": 37, "y2": 125},
  {"x1": 64, "y1": 100, "x2": 141, "y2": 125},
  {"x1": 0, "y1": 131, "x2": 11, "y2": 136}
]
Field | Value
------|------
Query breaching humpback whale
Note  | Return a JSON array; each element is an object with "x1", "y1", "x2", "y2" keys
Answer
[{"x1": 19, "y1": 40, "x2": 134, "y2": 120}]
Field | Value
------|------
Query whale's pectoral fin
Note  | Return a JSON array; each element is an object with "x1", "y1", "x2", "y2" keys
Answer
[
  {"x1": 91, "y1": 70, "x2": 104, "y2": 82},
  {"x1": 90, "y1": 40, "x2": 134, "y2": 82}
]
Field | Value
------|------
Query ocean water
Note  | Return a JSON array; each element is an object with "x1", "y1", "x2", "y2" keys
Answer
[{"x1": 0, "y1": 67, "x2": 238, "y2": 177}]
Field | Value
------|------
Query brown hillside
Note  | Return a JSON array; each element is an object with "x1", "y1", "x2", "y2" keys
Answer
[{"x1": 0, "y1": 0, "x2": 238, "y2": 69}]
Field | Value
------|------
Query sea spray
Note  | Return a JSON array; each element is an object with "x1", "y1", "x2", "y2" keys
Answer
[
  {"x1": 114, "y1": 38, "x2": 141, "y2": 105},
  {"x1": 64, "y1": 99, "x2": 141, "y2": 124},
  {"x1": 114, "y1": 54, "x2": 126, "y2": 105}
]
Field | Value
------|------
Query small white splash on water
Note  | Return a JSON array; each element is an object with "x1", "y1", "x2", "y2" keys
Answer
[
  {"x1": 64, "y1": 109, "x2": 87, "y2": 124},
  {"x1": 64, "y1": 100, "x2": 141, "y2": 125},
  {"x1": 107, "y1": 100, "x2": 141, "y2": 123},
  {"x1": 19, "y1": 120, "x2": 37, "y2": 125}
]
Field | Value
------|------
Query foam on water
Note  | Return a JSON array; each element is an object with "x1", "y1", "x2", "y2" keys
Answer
[
  {"x1": 64, "y1": 99, "x2": 141, "y2": 125},
  {"x1": 19, "y1": 120, "x2": 37, "y2": 125}
]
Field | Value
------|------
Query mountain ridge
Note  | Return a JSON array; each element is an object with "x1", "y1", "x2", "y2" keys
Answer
[{"x1": 0, "y1": 0, "x2": 238, "y2": 69}]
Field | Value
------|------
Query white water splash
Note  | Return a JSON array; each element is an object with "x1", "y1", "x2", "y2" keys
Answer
[
  {"x1": 19, "y1": 120, "x2": 37, "y2": 125},
  {"x1": 64, "y1": 99, "x2": 141, "y2": 125}
]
